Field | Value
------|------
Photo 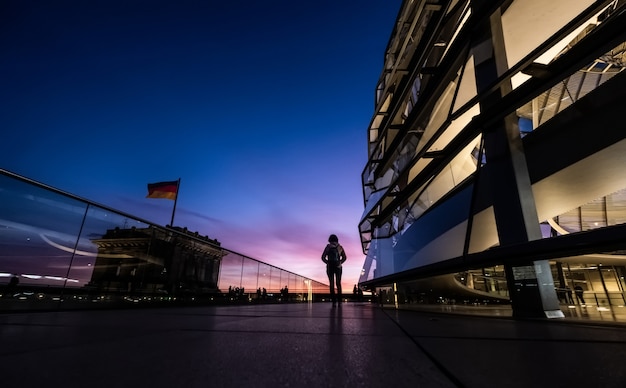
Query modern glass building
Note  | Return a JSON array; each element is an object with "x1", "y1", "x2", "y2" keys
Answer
[{"x1": 359, "y1": 0, "x2": 626, "y2": 318}]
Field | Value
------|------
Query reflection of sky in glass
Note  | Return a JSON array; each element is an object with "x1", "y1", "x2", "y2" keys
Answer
[
  {"x1": 1, "y1": 173, "x2": 326, "y2": 293},
  {"x1": 218, "y1": 253, "x2": 244, "y2": 289},
  {"x1": 0, "y1": 176, "x2": 152, "y2": 286},
  {"x1": 1, "y1": 175, "x2": 88, "y2": 285},
  {"x1": 258, "y1": 263, "x2": 271, "y2": 290},
  {"x1": 270, "y1": 266, "x2": 283, "y2": 293},
  {"x1": 219, "y1": 251, "x2": 326, "y2": 293}
]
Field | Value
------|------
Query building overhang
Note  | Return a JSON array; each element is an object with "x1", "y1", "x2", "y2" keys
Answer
[{"x1": 360, "y1": 222, "x2": 626, "y2": 288}]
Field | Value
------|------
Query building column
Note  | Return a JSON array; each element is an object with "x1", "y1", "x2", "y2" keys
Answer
[{"x1": 472, "y1": 5, "x2": 562, "y2": 318}]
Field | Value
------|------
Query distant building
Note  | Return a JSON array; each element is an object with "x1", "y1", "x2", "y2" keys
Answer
[
  {"x1": 90, "y1": 226, "x2": 225, "y2": 296},
  {"x1": 359, "y1": 0, "x2": 626, "y2": 317}
]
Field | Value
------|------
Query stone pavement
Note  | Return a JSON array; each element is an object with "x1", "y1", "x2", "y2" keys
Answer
[{"x1": 1, "y1": 302, "x2": 625, "y2": 387}]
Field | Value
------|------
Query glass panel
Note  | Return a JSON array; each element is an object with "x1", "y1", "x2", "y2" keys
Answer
[
  {"x1": 241, "y1": 258, "x2": 260, "y2": 296},
  {"x1": 430, "y1": 105, "x2": 479, "y2": 152},
  {"x1": 1, "y1": 170, "x2": 329, "y2": 310},
  {"x1": 218, "y1": 251, "x2": 243, "y2": 291},
  {"x1": 452, "y1": 56, "x2": 476, "y2": 113},
  {"x1": 0, "y1": 174, "x2": 87, "y2": 290},
  {"x1": 367, "y1": 236, "x2": 395, "y2": 279},
  {"x1": 416, "y1": 80, "x2": 457, "y2": 154},
  {"x1": 557, "y1": 210, "x2": 582, "y2": 233},
  {"x1": 441, "y1": 2, "x2": 471, "y2": 63},
  {"x1": 549, "y1": 189, "x2": 626, "y2": 238},
  {"x1": 607, "y1": 189, "x2": 626, "y2": 226},
  {"x1": 258, "y1": 262, "x2": 271, "y2": 294},
  {"x1": 501, "y1": 0, "x2": 595, "y2": 68},
  {"x1": 534, "y1": 5, "x2": 615, "y2": 66},
  {"x1": 517, "y1": 42, "x2": 624, "y2": 131},
  {"x1": 581, "y1": 200, "x2": 607, "y2": 231},
  {"x1": 286, "y1": 273, "x2": 295, "y2": 298},
  {"x1": 411, "y1": 136, "x2": 480, "y2": 222},
  {"x1": 468, "y1": 206, "x2": 500, "y2": 253},
  {"x1": 402, "y1": 77, "x2": 421, "y2": 119},
  {"x1": 408, "y1": 158, "x2": 432, "y2": 185},
  {"x1": 393, "y1": 188, "x2": 470, "y2": 272},
  {"x1": 601, "y1": 267, "x2": 621, "y2": 292},
  {"x1": 270, "y1": 266, "x2": 282, "y2": 294}
]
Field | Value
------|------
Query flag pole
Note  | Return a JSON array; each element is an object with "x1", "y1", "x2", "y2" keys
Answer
[{"x1": 170, "y1": 178, "x2": 181, "y2": 227}]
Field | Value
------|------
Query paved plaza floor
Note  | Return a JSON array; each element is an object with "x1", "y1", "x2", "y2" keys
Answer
[{"x1": 1, "y1": 302, "x2": 626, "y2": 387}]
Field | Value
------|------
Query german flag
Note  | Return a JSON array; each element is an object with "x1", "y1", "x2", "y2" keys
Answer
[{"x1": 146, "y1": 180, "x2": 179, "y2": 200}]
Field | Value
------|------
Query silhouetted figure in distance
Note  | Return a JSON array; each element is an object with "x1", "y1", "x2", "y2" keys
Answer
[
  {"x1": 321, "y1": 234, "x2": 347, "y2": 306},
  {"x1": 5, "y1": 274, "x2": 19, "y2": 298},
  {"x1": 574, "y1": 285, "x2": 585, "y2": 305}
]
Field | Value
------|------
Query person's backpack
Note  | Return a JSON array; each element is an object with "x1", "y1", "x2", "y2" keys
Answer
[{"x1": 327, "y1": 245, "x2": 340, "y2": 264}]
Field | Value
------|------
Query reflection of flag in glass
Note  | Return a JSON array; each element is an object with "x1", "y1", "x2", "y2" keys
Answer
[{"x1": 146, "y1": 180, "x2": 179, "y2": 200}]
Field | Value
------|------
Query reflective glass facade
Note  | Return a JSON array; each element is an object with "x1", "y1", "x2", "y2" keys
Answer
[
  {"x1": 0, "y1": 169, "x2": 327, "y2": 311},
  {"x1": 359, "y1": 0, "x2": 626, "y2": 317}
]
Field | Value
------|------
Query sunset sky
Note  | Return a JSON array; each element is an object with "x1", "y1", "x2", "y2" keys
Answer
[{"x1": 0, "y1": 0, "x2": 401, "y2": 289}]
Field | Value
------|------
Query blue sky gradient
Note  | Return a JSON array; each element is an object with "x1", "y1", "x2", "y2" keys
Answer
[{"x1": 1, "y1": 0, "x2": 401, "y2": 288}]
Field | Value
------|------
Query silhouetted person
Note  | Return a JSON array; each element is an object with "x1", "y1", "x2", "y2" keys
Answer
[
  {"x1": 321, "y1": 234, "x2": 347, "y2": 305},
  {"x1": 574, "y1": 285, "x2": 585, "y2": 305},
  {"x1": 5, "y1": 274, "x2": 19, "y2": 297}
]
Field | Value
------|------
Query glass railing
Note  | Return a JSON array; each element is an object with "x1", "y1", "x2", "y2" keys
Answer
[{"x1": 0, "y1": 169, "x2": 327, "y2": 311}]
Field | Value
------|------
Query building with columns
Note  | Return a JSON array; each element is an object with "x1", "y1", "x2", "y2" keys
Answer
[{"x1": 90, "y1": 226, "x2": 224, "y2": 297}]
